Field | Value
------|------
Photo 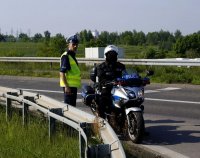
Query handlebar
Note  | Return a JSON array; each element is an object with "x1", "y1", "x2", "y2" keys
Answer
[
  {"x1": 103, "y1": 76, "x2": 150, "y2": 87},
  {"x1": 99, "y1": 71, "x2": 153, "y2": 87}
]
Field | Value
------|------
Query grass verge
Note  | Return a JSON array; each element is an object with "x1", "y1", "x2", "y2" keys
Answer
[
  {"x1": 0, "y1": 105, "x2": 79, "y2": 158},
  {"x1": 1, "y1": 62, "x2": 200, "y2": 85}
]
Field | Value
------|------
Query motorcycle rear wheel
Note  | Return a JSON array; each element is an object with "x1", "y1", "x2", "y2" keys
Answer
[{"x1": 128, "y1": 111, "x2": 144, "y2": 143}]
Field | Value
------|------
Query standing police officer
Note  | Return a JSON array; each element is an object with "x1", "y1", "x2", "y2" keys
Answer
[
  {"x1": 60, "y1": 34, "x2": 81, "y2": 107},
  {"x1": 97, "y1": 45, "x2": 126, "y2": 118}
]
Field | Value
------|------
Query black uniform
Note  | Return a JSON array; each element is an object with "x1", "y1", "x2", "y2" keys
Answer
[
  {"x1": 97, "y1": 61, "x2": 126, "y2": 118},
  {"x1": 97, "y1": 61, "x2": 125, "y2": 85}
]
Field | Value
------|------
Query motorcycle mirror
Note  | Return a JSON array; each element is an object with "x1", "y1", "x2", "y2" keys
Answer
[
  {"x1": 90, "y1": 67, "x2": 97, "y2": 82},
  {"x1": 143, "y1": 77, "x2": 150, "y2": 85},
  {"x1": 146, "y1": 70, "x2": 154, "y2": 76}
]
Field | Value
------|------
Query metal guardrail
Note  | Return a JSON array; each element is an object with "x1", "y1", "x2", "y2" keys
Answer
[
  {"x1": 0, "y1": 57, "x2": 200, "y2": 66},
  {"x1": 0, "y1": 86, "x2": 126, "y2": 158}
]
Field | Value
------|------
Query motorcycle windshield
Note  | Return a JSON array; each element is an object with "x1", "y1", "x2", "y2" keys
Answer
[{"x1": 117, "y1": 71, "x2": 143, "y2": 87}]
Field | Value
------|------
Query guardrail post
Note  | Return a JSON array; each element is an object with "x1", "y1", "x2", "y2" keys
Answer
[
  {"x1": 6, "y1": 92, "x2": 18, "y2": 121},
  {"x1": 79, "y1": 122, "x2": 91, "y2": 158},
  {"x1": 79, "y1": 129, "x2": 84, "y2": 158},
  {"x1": 6, "y1": 95, "x2": 12, "y2": 121},
  {"x1": 50, "y1": 62, "x2": 53, "y2": 69},
  {"x1": 80, "y1": 122, "x2": 93, "y2": 137},
  {"x1": 80, "y1": 122, "x2": 98, "y2": 158},
  {"x1": 23, "y1": 96, "x2": 34, "y2": 126},
  {"x1": 87, "y1": 144, "x2": 111, "y2": 158},
  {"x1": 49, "y1": 108, "x2": 63, "y2": 140}
]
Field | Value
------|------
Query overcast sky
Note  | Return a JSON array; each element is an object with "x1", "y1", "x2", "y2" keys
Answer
[{"x1": 1, "y1": 0, "x2": 200, "y2": 37}]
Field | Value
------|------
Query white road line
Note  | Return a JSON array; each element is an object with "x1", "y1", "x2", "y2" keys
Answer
[
  {"x1": 145, "y1": 87, "x2": 181, "y2": 93},
  {"x1": 61, "y1": 99, "x2": 82, "y2": 103},
  {"x1": 146, "y1": 98, "x2": 200, "y2": 104},
  {"x1": 19, "y1": 87, "x2": 180, "y2": 94},
  {"x1": 157, "y1": 87, "x2": 181, "y2": 91},
  {"x1": 19, "y1": 88, "x2": 83, "y2": 95},
  {"x1": 77, "y1": 99, "x2": 82, "y2": 102},
  {"x1": 18, "y1": 88, "x2": 63, "y2": 93},
  {"x1": 19, "y1": 87, "x2": 200, "y2": 104},
  {"x1": 145, "y1": 90, "x2": 160, "y2": 93}
]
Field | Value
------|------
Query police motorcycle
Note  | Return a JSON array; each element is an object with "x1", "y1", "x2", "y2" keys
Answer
[{"x1": 81, "y1": 67, "x2": 154, "y2": 143}]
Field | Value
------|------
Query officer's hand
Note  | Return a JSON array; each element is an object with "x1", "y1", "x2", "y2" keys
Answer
[{"x1": 64, "y1": 87, "x2": 71, "y2": 94}]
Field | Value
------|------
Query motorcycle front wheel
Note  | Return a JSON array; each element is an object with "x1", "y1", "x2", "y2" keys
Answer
[{"x1": 127, "y1": 111, "x2": 144, "y2": 143}]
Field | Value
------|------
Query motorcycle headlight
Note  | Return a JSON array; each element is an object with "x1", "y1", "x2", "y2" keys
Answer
[
  {"x1": 137, "y1": 89, "x2": 144, "y2": 98},
  {"x1": 129, "y1": 91, "x2": 136, "y2": 98},
  {"x1": 113, "y1": 97, "x2": 126, "y2": 108},
  {"x1": 125, "y1": 89, "x2": 136, "y2": 99}
]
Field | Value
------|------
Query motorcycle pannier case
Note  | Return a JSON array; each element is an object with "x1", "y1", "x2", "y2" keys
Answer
[{"x1": 81, "y1": 85, "x2": 95, "y2": 105}]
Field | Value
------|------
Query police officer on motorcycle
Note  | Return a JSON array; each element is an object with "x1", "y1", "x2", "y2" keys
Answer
[{"x1": 97, "y1": 45, "x2": 126, "y2": 119}]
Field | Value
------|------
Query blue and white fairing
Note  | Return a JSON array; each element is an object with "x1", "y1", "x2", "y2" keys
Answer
[
  {"x1": 111, "y1": 72, "x2": 145, "y2": 108},
  {"x1": 111, "y1": 86, "x2": 128, "y2": 108}
]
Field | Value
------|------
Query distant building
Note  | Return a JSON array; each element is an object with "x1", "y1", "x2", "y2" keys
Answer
[
  {"x1": 85, "y1": 47, "x2": 124, "y2": 59},
  {"x1": 92, "y1": 30, "x2": 99, "y2": 38}
]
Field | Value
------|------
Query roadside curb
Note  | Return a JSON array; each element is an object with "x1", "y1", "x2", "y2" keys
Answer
[
  {"x1": 123, "y1": 141, "x2": 163, "y2": 158},
  {"x1": 124, "y1": 141, "x2": 190, "y2": 158}
]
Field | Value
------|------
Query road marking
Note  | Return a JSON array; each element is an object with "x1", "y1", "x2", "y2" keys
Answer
[
  {"x1": 77, "y1": 99, "x2": 82, "y2": 102},
  {"x1": 157, "y1": 87, "x2": 181, "y2": 91},
  {"x1": 18, "y1": 88, "x2": 63, "y2": 93},
  {"x1": 17, "y1": 87, "x2": 180, "y2": 95},
  {"x1": 145, "y1": 90, "x2": 160, "y2": 93},
  {"x1": 19, "y1": 87, "x2": 180, "y2": 94},
  {"x1": 145, "y1": 87, "x2": 181, "y2": 93},
  {"x1": 146, "y1": 98, "x2": 200, "y2": 104},
  {"x1": 19, "y1": 87, "x2": 200, "y2": 105}
]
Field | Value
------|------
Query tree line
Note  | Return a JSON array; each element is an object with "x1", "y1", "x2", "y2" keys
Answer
[{"x1": 0, "y1": 29, "x2": 200, "y2": 58}]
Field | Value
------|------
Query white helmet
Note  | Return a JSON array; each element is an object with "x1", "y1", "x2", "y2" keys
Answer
[{"x1": 104, "y1": 45, "x2": 118, "y2": 58}]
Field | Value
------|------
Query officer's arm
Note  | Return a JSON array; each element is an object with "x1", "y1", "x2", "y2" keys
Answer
[
  {"x1": 60, "y1": 72, "x2": 71, "y2": 93},
  {"x1": 97, "y1": 66, "x2": 105, "y2": 82},
  {"x1": 60, "y1": 55, "x2": 71, "y2": 93},
  {"x1": 60, "y1": 72, "x2": 68, "y2": 87}
]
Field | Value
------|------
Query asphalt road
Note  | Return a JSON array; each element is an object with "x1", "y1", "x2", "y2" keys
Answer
[{"x1": 0, "y1": 75, "x2": 200, "y2": 158}]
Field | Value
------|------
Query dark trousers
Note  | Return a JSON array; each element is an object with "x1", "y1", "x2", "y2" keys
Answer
[
  {"x1": 98, "y1": 87, "x2": 112, "y2": 119},
  {"x1": 63, "y1": 87, "x2": 77, "y2": 107}
]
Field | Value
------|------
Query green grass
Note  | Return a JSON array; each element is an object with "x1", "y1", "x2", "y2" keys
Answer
[
  {"x1": 115, "y1": 65, "x2": 200, "y2": 85},
  {"x1": 0, "y1": 42, "x2": 158, "y2": 58},
  {"x1": 0, "y1": 106, "x2": 80, "y2": 158},
  {"x1": 0, "y1": 62, "x2": 59, "y2": 78},
  {"x1": 0, "y1": 42, "x2": 85, "y2": 58},
  {"x1": 1, "y1": 62, "x2": 200, "y2": 85},
  {"x1": 150, "y1": 66, "x2": 200, "y2": 84},
  {"x1": 0, "y1": 42, "x2": 43, "y2": 57},
  {"x1": 0, "y1": 62, "x2": 93, "y2": 79},
  {"x1": 0, "y1": 42, "x2": 200, "y2": 85},
  {"x1": 118, "y1": 45, "x2": 151, "y2": 58}
]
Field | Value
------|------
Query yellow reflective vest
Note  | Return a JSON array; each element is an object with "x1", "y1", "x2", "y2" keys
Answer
[{"x1": 60, "y1": 52, "x2": 81, "y2": 88}]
